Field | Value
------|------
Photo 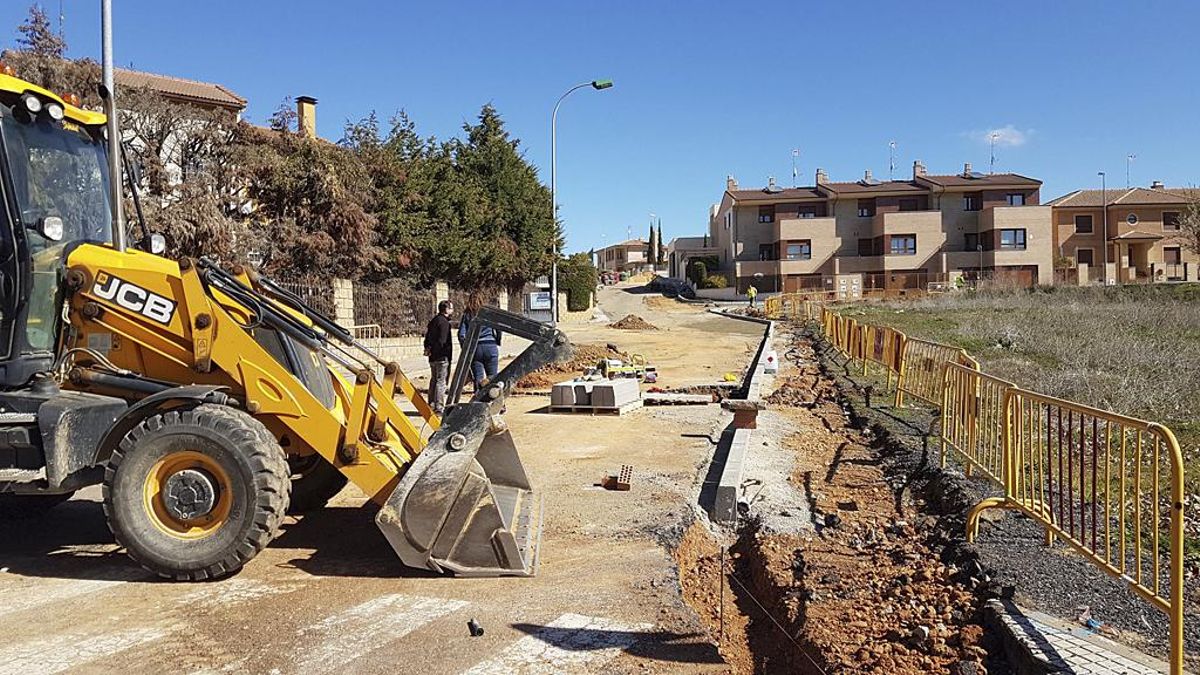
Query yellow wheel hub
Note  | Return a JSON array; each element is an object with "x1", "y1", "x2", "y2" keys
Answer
[{"x1": 142, "y1": 451, "x2": 232, "y2": 539}]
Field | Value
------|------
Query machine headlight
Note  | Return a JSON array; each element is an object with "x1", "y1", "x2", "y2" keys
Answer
[
  {"x1": 38, "y1": 216, "x2": 64, "y2": 242},
  {"x1": 20, "y1": 93, "x2": 42, "y2": 114},
  {"x1": 149, "y1": 233, "x2": 167, "y2": 255},
  {"x1": 45, "y1": 103, "x2": 64, "y2": 121}
]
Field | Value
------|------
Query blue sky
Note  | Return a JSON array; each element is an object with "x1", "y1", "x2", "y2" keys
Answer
[{"x1": 3, "y1": 1, "x2": 1197, "y2": 254}]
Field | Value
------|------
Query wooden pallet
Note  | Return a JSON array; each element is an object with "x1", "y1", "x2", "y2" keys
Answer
[
  {"x1": 548, "y1": 399, "x2": 643, "y2": 416},
  {"x1": 643, "y1": 392, "x2": 713, "y2": 406}
]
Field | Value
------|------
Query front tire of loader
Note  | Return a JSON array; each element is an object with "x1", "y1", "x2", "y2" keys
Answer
[
  {"x1": 286, "y1": 455, "x2": 348, "y2": 514},
  {"x1": 103, "y1": 404, "x2": 291, "y2": 581}
]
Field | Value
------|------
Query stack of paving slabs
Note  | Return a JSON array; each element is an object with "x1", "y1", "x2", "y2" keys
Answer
[{"x1": 550, "y1": 377, "x2": 641, "y2": 414}]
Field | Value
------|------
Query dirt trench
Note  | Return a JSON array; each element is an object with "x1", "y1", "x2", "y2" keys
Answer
[{"x1": 674, "y1": 334, "x2": 1006, "y2": 674}]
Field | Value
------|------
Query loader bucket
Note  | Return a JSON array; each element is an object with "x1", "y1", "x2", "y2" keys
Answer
[{"x1": 375, "y1": 400, "x2": 541, "y2": 577}]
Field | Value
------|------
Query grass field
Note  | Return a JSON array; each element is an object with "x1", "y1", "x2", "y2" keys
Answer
[{"x1": 841, "y1": 283, "x2": 1200, "y2": 552}]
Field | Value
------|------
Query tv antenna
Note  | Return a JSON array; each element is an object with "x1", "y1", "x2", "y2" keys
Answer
[
  {"x1": 989, "y1": 132, "x2": 999, "y2": 174},
  {"x1": 791, "y1": 148, "x2": 800, "y2": 187},
  {"x1": 888, "y1": 140, "x2": 897, "y2": 180},
  {"x1": 1126, "y1": 154, "x2": 1136, "y2": 188}
]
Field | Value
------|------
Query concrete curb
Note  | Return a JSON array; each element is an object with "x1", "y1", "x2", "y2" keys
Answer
[
  {"x1": 712, "y1": 428, "x2": 753, "y2": 523},
  {"x1": 709, "y1": 311, "x2": 776, "y2": 524}
]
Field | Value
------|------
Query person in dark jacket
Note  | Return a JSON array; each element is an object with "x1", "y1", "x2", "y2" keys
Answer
[
  {"x1": 423, "y1": 300, "x2": 454, "y2": 414},
  {"x1": 458, "y1": 305, "x2": 502, "y2": 390}
]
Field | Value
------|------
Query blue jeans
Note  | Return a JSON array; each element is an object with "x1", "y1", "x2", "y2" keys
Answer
[{"x1": 471, "y1": 342, "x2": 500, "y2": 388}]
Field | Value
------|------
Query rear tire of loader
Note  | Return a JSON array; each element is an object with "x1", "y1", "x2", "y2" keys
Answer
[
  {"x1": 103, "y1": 404, "x2": 291, "y2": 581},
  {"x1": 286, "y1": 455, "x2": 348, "y2": 514}
]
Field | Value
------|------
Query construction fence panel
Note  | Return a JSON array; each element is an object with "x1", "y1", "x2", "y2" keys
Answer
[
  {"x1": 939, "y1": 362, "x2": 1013, "y2": 484},
  {"x1": 895, "y1": 337, "x2": 977, "y2": 408},
  {"x1": 861, "y1": 324, "x2": 906, "y2": 387}
]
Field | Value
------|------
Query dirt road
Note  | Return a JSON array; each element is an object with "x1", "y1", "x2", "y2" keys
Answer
[{"x1": 0, "y1": 286, "x2": 761, "y2": 674}]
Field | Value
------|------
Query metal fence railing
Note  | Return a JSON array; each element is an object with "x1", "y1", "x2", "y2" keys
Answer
[{"x1": 765, "y1": 294, "x2": 1188, "y2": 673}]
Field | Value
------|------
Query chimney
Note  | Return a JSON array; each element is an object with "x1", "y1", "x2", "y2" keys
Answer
[
  {"x1": 726, "y1": 175, "x2": 738, "y2": 191},
  {"x1": 1151, "y1": 180, "x2": 1165, "y2": 190},
  {"x1": 815, "y1": 168, "x2": 828, "y2": 185},
  {"x1": 296, "y1": 96, "x2": 318, "y2": 139},
  {"x1": 963, "y1": 162, "x2": 973, "y2": 176},
  {"x1": 863, "y1": 169, "x2": 873, "y2": 182},
  {"x1": 913, "y1": 159, "x2": 927, "y2": 178}
]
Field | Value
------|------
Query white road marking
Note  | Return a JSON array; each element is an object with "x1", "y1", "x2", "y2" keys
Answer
[
  {"x1": 0, "y1": 576, "x2": 129, "y2": 620},
  {"x1": 462, "y1": 613, "x2": 652, "y2": 674},
  {"x1": 0, "y1": 576, "x2": 305, "y2": 674},
  {"x1": 175, "y1": 577, "x2": 301, "y2": 609},
  {"x1": 0, "y1": 626, "x2": 167, "y2": 675},
  {"x1": 288, "y1": 594, "x2": 469, "y2": 674}
]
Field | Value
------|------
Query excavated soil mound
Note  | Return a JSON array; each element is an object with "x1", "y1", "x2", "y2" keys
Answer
[
  {"x1": 608, "y1": 314, "x2": 659, "y2": 330},
  {"x1": 516, "y1": 343, "x2": 626, "y2": 389}
]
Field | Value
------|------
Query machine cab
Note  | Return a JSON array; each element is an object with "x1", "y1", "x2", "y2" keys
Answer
[{"x1": 0, "y1": 72, "x2": 114, "y2": 387}]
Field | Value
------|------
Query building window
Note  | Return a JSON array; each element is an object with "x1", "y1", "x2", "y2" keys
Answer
[
  {"x1": 857, "y1": 199, "x2": 875, "y2": 218},
  {"x1": 786, "y1": 241, "x2": 812, "y2": 260},
  {"x1": 724, "y1": 211, "x2": 732, "y2": 229},
  {"x1": 758, "y1": 205, "x2": 775, "y2": 223},
  {"x1": 1126, "y1": 213, "x2": 1138, "y2": 225},
  {"x1": 963, "y1": 193, "x2": 982, "y2": 212},
  {"x1": 798, "y1": 204, "x2": 821, "y2": 219},
  {"x1": 758, "y1": 244, "x2": 776, "y2": 260},
  {"x1": 889, "y1": 234, "x2": 916, "y2": 255},
  {"x1": 999, "y1": 229, "x2": 1026, "y2": 250},
  {"x1": 1164, "y1": 246, "x2": 1182, "y2": 265},
  {"x1": 1074, "y1": 214, "x2": 1093, "y2": 234},
  {"x1": 1075, "y1": 248, "x2": 1094, "y2": 266},
  {"x1": 1163, "y1": 211, "x2": 1181, "y2": 231},
  {"x1": 898, "y1": 198, "x2": 920, "y2": 212},
  {"x1": 858, "y1": 238, "x2": 874, "y2": 256},
  {"x1": 1006, "y1": 193, "x2": 1026, "y2": 206},
  {"x1": 964, "y1": 233, "x2": 979, "y2": 251}
]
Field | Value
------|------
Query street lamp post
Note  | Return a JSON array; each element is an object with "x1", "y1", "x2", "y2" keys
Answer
[
  {"x1": 1098, "y1": 171, "x2": 1108, "y2": 283},
  {"x1": 551, "y1": 79, "x2": 613, "y2": 323}
]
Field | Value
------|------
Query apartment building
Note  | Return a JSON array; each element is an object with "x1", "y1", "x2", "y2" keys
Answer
[
  {"x1": 1047, "y1": 183, "x2": 1197, "y2": 283},
  {"x1": 708, "y1": 162, "x2": 1054, "y2": 294},
  {"x1": 595, "y1": 238, "x2": 651, "y2": 275}
]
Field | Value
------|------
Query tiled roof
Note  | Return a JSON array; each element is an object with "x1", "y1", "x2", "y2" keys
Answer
[
  {"x1": 600, "y1": 238, "x2": 646, "y2": 248},
  {"x1": 821, "y1": 180, "x2": 926, "y2": 194},
  {"x1": 1111, "y1": 230, "x2": 1164, "y2": 241},
  {"x1": 1114, "y1": 187, "x2": 1191, "y2": 205},
  {"x1": 116, "y1": 68, "x2": 246, "y2": 110},
  {"x1": 728, "y1": 187, "x2": 826, "y2": 202},
  {"x1": 669, "y1": 236, "x2": 713, "y2": 248},
  {"x1": 918, "y1": 173, "x2": 1041, "y2": 188},
  {"x1": 1048, "y1": 187, "x2": 1192, "y2": 207}
]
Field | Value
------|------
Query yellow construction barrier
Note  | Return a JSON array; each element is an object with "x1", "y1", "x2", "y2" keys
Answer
[
  {"x1": 940, "y1": 362, "x2": 1012, "y2": 484},
  {"x1": 803, "y1": 307, "x2": 1188, "y2": 674},
  {"x1": 894, "y1": 337, "x2": 978, "y2": 408}
]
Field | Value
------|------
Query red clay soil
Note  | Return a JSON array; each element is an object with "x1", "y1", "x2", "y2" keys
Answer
[
  {"x1": 515, "y1": 343, "x2": 626, "y2": 389},
  {"x1": 608, "y1": 314, "x2": 659, "y2": 330}
]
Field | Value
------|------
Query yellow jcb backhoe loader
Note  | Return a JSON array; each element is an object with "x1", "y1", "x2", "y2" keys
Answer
[{"x1": 0, "y1": 68, "x2": 569, "y2": 580}]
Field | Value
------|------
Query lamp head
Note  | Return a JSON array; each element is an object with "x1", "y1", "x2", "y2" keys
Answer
[{"x1": 591, "y1": 79, "x2": 614, "y2": 90}]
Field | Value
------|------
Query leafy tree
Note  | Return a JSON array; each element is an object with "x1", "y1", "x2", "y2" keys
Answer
[
  {"x1": 559, "y1": 252, "x2": 596, "y2": 311},
  {"x1": 16, "y1": 4, "x2": 64, "y2": 58},
  {"x1": 1179, "y1": 189, "x2": 1200, "y2": 258}
]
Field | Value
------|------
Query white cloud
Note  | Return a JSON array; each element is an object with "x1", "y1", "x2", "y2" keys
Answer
[{"x1": 966, "y1": 124, "x2": 1033, "y2": 148}]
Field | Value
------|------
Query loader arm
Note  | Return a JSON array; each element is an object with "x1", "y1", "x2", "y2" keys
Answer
[{"x1": 62, "y1": 245, "x2": 572, "y2": 577}]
